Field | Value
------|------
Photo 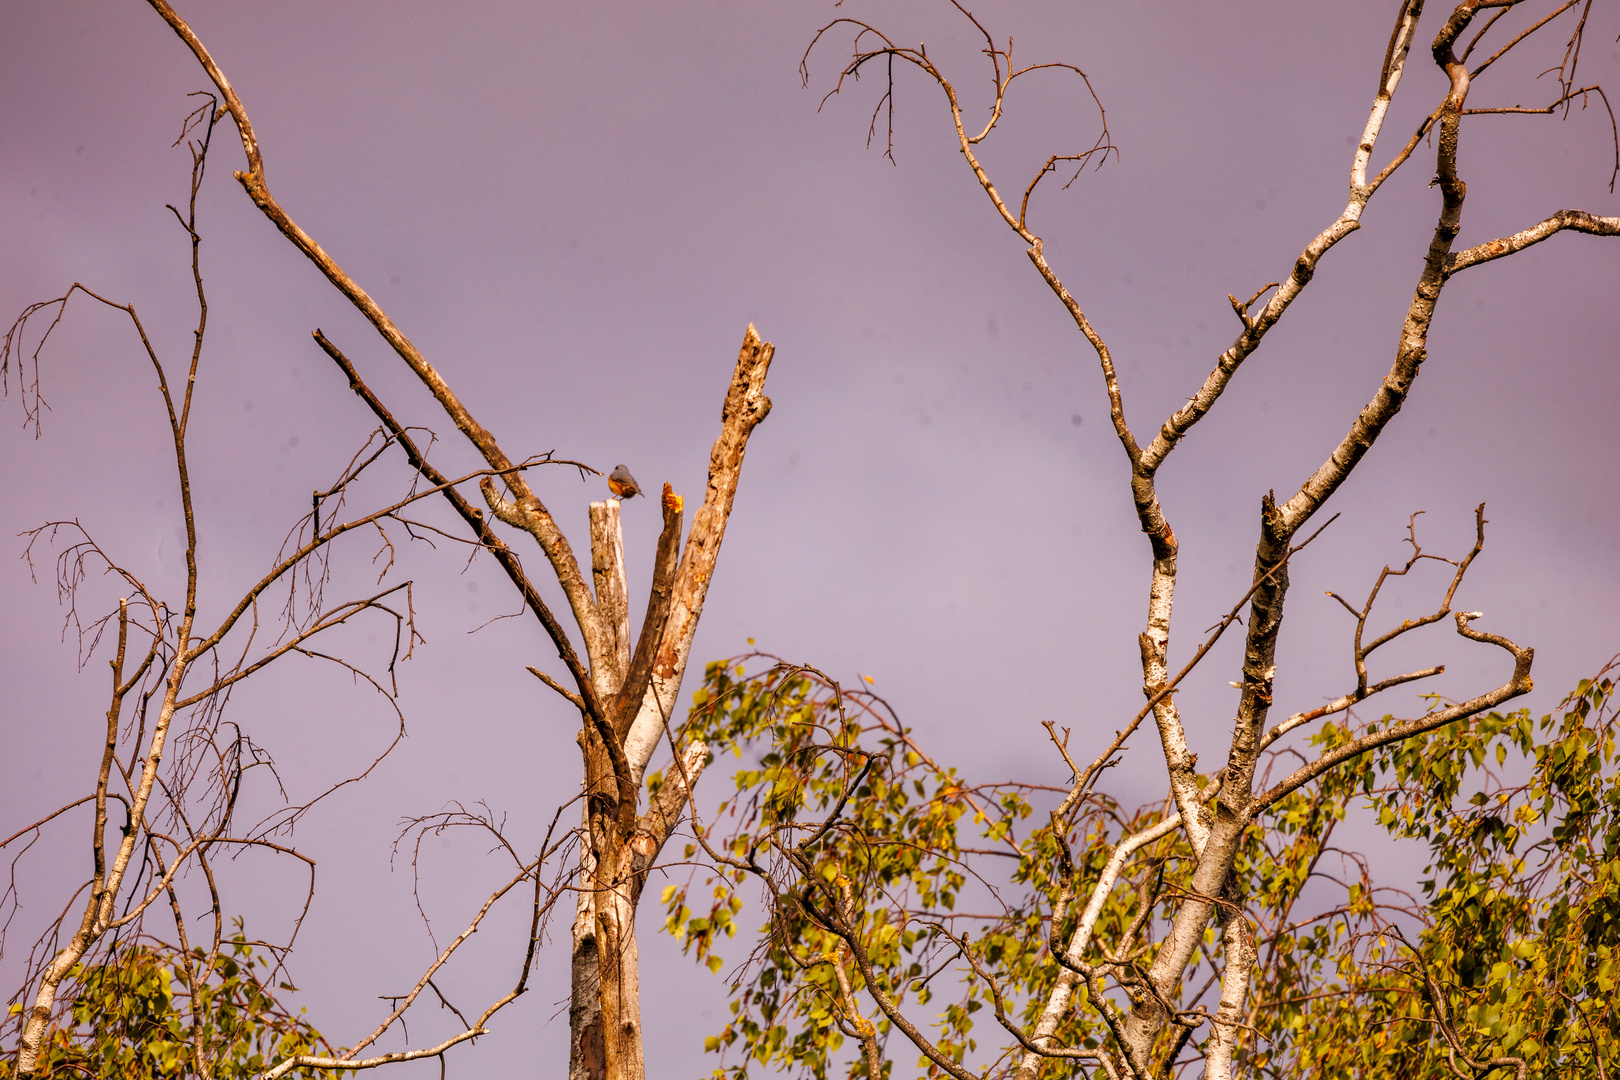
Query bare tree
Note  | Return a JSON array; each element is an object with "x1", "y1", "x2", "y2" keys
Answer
[
  {"x1": 3, "y1": 4, "x2": 775, "y2": 1078},
  {"x1": 650, "y1": 2, "x2": 1620, "y2": 1078},
  {"x1": 1, "y1": 99, "x2": 553, "y2": 1078}
]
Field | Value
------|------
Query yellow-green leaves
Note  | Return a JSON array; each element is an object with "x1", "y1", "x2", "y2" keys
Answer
[
  {"x1": 1263, "y1": 666, "x2": 1620, "y2": 1078},
  {"x1": 0, "y1": 927, "x2": 341, "y2": 1080},
  {"x1": 671, "y1": 655, "x2": 1618, "y2": 1078}
]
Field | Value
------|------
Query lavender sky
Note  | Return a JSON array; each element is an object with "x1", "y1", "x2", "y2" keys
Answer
[{"x1": 3, "y1": 2, "x2": 1618, "y2": 1075}]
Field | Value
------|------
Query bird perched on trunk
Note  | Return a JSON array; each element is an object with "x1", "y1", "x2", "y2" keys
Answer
[{"x1": 607, "y1": 464, "x2": 642, "y2": 500}]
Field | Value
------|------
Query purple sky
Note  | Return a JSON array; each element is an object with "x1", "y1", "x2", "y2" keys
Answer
[{"x1": 4, "y1": 2, "x2": 1618, "y2": 1075}]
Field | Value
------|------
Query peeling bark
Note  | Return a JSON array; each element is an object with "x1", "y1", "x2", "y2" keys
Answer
[{"x1": 567, "y1": 330, "x2": 772, "y2": 1080}]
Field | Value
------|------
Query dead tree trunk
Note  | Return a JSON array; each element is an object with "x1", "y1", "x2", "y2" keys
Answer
[
  {"x1": 144, "y1": 4, "x2": 776, "y2": 1076},
  {"x1": 545, "y1": 337, "x2": 775, "y2": 1080}
]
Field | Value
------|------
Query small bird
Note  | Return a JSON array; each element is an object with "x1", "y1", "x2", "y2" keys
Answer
[{"x1": 607, "y1": 464, "x2": 642, "y2": 500}]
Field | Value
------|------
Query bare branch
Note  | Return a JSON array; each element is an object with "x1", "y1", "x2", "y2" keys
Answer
[
  {"x1": 311, "y1": 330, "x2": 600, "y2": 718},
  {"x1": 1447, "y1": 206, "x2": 1620, "y2": 272},
  {"x1": 1253, "y1": 614, "x2": 1533, "y2": 814}
]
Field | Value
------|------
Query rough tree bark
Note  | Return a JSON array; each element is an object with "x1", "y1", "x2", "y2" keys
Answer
[{"x1": 539, "y1": 336, "x2": 775, "y2": 1080}]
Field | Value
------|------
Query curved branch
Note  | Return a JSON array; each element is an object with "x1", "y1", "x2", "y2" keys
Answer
[
  {"x1": 1253, "y1": 614, "x2": 1533, "y2": 814},
  {"x1": 146, "y1": 0, "x2": 604, "y2": 662},
  {"x1": 1446, "y1": 206, "x2": 1620, "y2": 273}
]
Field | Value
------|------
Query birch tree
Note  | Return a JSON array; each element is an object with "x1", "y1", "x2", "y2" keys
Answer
[
  {"x1": 658, "y1": 2, "x2": 1619, "y2": 1078},
  {"x1": 5, "y1": 3, "x2": 774, "y2": 1077}
]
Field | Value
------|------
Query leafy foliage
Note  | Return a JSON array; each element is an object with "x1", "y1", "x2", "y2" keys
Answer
[
  {"x1": 3, "y1": 929, "x2": 341, "y2": 1079},
  {"x1": 1266, "y1": 664, "x2": 1620, "y2": 1078},
  {"x1": 660, "y1": 658, "x2": 1170, "y2": 1078},
  {"x1": 661, "y1": 656, "x2": 1618, "y2": 1078}
]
